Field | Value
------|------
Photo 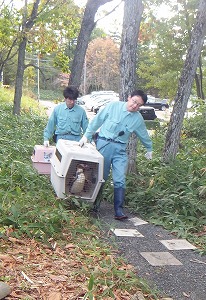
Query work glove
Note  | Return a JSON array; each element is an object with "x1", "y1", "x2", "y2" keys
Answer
[
  {"x1": 78, "y1": 136, "x2": 88, "y2": 147},
  {"x1": 145, "y1": 151, "x2": 152, "y2": 160},
  {"x1": 44, "y1": 141, "x2": 50, "y2": 147}
]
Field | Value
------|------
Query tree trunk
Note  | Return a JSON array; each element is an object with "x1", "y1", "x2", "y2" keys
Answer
[
  {"x1": 13, "y1": 37, "x2": 27, "y2": 115},
  {"x1": 195, "y1": 56, "x2": 205, "y2": 100},
  {"x1": 119, "y1": 0, "x2": 143, "y2": 101},
  {"x1": 119, "y1": 0, "x2": 143, "y2": 173},
  {"x1": 126, "y1": 133, "x2": 138, "y2": 173},
  {"x1": 162, "y1": 0, "x2": 206, "y2": 162},
  {"x1": 68, "y1": 0, "x2": 113, "y2": 89}
]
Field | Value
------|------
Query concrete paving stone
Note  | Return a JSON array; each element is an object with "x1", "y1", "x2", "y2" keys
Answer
[
  {"x1": 129, "y1": 217, "x2": 148, "y2": 226},
  {"x1": 160, "y1": 239, "x2": 197, "y2": 250},
  {"x1": 111, "y1": 228, "x2": 144, "y2": 237},
  {"x1": 140, "y1": 252, "x2": 183, "y2": 266}
]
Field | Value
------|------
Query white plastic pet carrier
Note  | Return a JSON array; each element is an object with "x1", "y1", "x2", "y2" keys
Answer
[{"x1": 50, "y1": 139, "x2": 104, "y2": 201}]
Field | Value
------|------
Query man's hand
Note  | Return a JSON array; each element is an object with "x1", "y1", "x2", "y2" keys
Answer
[
  {"x1": 145, "y1": 151, "x2": 152, "y2": 160},
  {"x1": 44, "y1": 141, "x2": 50, "y2": 147},
  {"x1": 78, "y1": 136, "x2": 88, "y2": 147}
]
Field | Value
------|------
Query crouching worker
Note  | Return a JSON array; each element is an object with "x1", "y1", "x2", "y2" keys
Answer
[{"x1": 78, "y1": 90, "x2": 153, "y2": 220}]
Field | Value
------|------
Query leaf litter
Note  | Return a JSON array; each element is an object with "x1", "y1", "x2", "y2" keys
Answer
[{"x1": 0, "y1": 233, "x2": 154, "y2": 300}]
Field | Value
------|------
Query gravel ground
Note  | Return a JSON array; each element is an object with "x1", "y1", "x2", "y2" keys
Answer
[{"x1": 90, "y1": 201, "x2": 206, "y2": 300}]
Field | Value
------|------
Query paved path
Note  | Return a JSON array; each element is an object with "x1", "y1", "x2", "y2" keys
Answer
[
  {"x1": 92, "y1": 202, "x2": 206, "y2": 300},
  {"x1": 39, "y1": 100, "x2": 57, "y2": 117}
]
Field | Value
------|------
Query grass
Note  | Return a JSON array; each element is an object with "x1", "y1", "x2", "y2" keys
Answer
[{"x1": 0, "y1": 87, "x2": 159, "y2": 299}]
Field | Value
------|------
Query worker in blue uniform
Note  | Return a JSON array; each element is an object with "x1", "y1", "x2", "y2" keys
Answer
[
  {"x1": 43, "y1": 86, "x2": 88, "y2": 146},
  {"x1": 78, "y1": 89, "x2": 153, "y2": 220}
]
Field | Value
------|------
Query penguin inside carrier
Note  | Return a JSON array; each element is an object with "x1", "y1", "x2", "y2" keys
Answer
[
  {"x1": 70, "y1": 164, "x2": 86, "y2": 194},
  {"x1": 65, "y1": 160, "x2": 99, "y2": 198}
]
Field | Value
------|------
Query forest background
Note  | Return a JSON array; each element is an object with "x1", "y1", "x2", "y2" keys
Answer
[{"x1": 1, "y1": 0, "x2": 205, "y2": 102}]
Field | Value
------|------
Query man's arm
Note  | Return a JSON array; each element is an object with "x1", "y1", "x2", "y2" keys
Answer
[
  {"x1": 43, "y1": 109, "x2": 56, "y2": 141},
  {"x1": 81, "y1": 110, "x2": 89, "y2": 134},
  {"x1": 134, "y1": 121, "x2": 153, "y2": 153}
]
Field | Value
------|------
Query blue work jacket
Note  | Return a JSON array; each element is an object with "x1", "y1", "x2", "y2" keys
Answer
[
  {"x1": 44, "y1": 102, "x2": 88, "y2": 141},
  {"x1": 84, "y1": 101, "x2": 152, "y2": 152}
]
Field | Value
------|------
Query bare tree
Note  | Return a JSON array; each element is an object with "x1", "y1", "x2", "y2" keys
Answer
[
  {"x1": 162, "y1": 0, "x2": 206, "y2": 162},
  {"x1": 68, "y1": 0, "x2": 117, "y2": 88},
  {"x1": 119, "y1": 0, "x2": 144, "y2": 173},
  {"x1": 85, "y1": 37, "x2": 119, "y2": 92}
]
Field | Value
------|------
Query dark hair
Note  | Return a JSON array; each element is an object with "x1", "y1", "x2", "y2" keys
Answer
[
  {"x1": 63, "y1": 86, "x2": 79, "y2": 100},
  {"x1": 130, "y1": 89, "x2": 148, "y2": 104}
]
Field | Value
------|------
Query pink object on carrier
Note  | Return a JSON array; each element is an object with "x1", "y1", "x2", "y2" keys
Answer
[{"x1": 31, "y1": 145, "x2": 56, "y2": 175}]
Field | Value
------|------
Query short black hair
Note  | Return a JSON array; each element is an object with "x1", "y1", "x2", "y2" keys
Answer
[
  {"x1": 130, "y1": 90, "x2": 148, "y2": 104},
  {"x1": 63, "y1": 86, "x2": 79, "y2": 100}
]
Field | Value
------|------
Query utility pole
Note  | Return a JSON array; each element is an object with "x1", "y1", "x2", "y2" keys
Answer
[{"x1": 37, "y1": 53, "x2": 40, "y2": 101}]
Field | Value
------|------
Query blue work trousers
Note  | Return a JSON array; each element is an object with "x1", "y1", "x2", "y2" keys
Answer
[{"x1": 96, "y1": 138, "x2": 128, "y2": 188}]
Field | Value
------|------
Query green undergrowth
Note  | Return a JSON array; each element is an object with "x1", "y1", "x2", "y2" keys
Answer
[
  {"x1": 0, "y1": 88, "x2": 159, "y2": 299},
  {"x1": 124, "y1": 111, "x2": 206, "y2": 254}
]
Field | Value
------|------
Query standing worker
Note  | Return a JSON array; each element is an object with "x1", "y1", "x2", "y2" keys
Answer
[
  {"x1": 78, "y1": 90, "x2": 152, "y2": 220},
  {"x1": 43, "y1": 86, "x2": 88, "y2": 146}
]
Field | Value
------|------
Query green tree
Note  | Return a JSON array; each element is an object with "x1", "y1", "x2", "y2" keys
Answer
[
  {"x1": 162, "y1": 0, "x2": 206, "y2": 162},
  {"x1": 137, "y1": 0, "x2": 205, "y2": 100},
  {"x1": 13, "y1": 0, "x2": 40, "y2": 115},
  {"x1": 12, "y1": 0, "x2": 80, "y2": 115},
  {"x1": 0, "y1": 3, "x2": 20, "y2": 84}
]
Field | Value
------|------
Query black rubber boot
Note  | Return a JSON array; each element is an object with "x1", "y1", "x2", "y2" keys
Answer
[{"x1": 114, "y1": 187, "x2": 128, "y2": 220}]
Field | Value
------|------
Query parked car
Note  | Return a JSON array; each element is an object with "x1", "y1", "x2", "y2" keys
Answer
[
  {"x1": 93, "y1": 99, "x2": 111, "y2": 114},
  {"x1": 94, "y1": 101, "x2": 157, "y2": 121},
  {"x1": 85, "y1": 92, "x2": 118, "y2": 111},
  {"x1": 76, "y1": 98, "x2": 86, "y2": 105},
  {"x1": 139, "y1": 106, "x2": 157, "y2": 120},
  {"x1": 93, "y1": 96, "x2": 119, "y2": 114},
  {"x1": 145, "y1": 97, "x2": 169, "y2": 111}
]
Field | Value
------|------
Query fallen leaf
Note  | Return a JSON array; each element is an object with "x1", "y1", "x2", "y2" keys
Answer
[
  {"x1": 49, "y1": 274, "x2": 68, "y2": 282},
  {"x1": 183, "y1": 291, "x2": 190, "y2": 297},
  {"x1": 8, "y1": 237, "x2": 26, "y2": 244},
  {"x1": 47, "y1": 292, "x2": 62, "y2": 300},
  {"x1": 64, "y1": 243, "x2": 76, "y2": 249}
]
